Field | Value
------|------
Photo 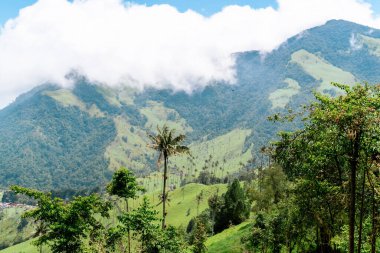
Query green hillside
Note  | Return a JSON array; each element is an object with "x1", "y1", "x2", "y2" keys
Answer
[
  {"x1": 139, "y1": 183, "x2": 227, "y2": 227},
  {"x1": 0, "y1": 20, "x2": 380, "y2": 192},
  {"x1": 0, "y1": 183, "x2": 227, "y2": 253},
  {"x1": 0, "y1": 207, "x2": 35, "y2": 250},
  {"x1": 0, "y1": 239, "x2": 48, "y2": 253},
  {"x1": 290, "y1": 49, "x2": 357, "y2": 92},
  {"x1": 206, "y1": 222, "x2": 251, "y2": 253}
]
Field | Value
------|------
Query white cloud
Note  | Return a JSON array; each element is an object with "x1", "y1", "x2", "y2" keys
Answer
[{"x1": 0, "y1": 0, "x2": 380, "y2": 108}]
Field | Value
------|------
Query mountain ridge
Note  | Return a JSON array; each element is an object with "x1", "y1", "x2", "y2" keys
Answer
[{"x1": 1, "y1": 19, "x2": 379, "y2": 190}]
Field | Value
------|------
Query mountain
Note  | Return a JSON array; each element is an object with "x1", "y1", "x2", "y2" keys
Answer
[{"x1": 1, "y1": 19, "x2": 380, "y2": 190}]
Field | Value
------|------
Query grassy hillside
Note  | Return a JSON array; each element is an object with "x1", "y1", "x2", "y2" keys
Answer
[
  {"x1": 137, "y1": 183, "x2": 227, "y2": 227},
  {"x1": 360, "y1": 34, "x2": 380, "y2": 57},
  {"x1": 172, "y1": 129, "x2": 253, "y2": 180},
  {"x1": 1, "y1": 20, "x2": 380, "y2": 191},
  {"x1": 269, "y1": 78, "x2": 301, "y2": 109},
  {"x1": 206, "y1": 222, "x2": 251, "y2": 253},
  {"x1": 0, "y1": 183, "x2": 228, "y2": 252},
  {"x1": 0, "y1": 207, "x2": 35, "y2": 250},
  {"x1": 0, "y1": 239, "x2": 48, "y2": 253},
  {"x1": 290, "y1": 49, "x2": 357, "y2": 92}
]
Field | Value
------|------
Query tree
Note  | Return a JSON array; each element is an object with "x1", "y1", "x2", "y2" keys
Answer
[
  {"x1": 148, "y1": 125, "x2": 189, "y2": 229},
  {"x1": 196, "y1": 190, "x2": 204, "y2": 215},
  {"x1": 191, "y1": 219, "x2": 207, "y2": 253},
  {"x1": 107, "y1": 167, "x2": 144, "y2": 253},
  {"x1": 118, "y1": 197, "x2": 187, "y2": 253},
  {"x1": 214, "y1": 179, "x2": 250, "y2": 232},
  {"x1": 273, "y1": 83, "x2": 380, "y2": 252},
  {"x1": 10, "y1": 185, "x2": 111, "y2": 253},
  {"x1": 208, "y1": 192, "x2": 222, "y2": 236}
]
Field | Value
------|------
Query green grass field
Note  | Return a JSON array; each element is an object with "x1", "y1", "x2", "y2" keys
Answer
[
  {"x1": 291, "y1": 49, "x2": 357, "y2": 92},
  {"x1": 269, "y1": 78, "x2": 301, "y2": 109},
  {"x1": 0, "y1": 239, "x2": 49, "y2": 253},
  {"x1": 0, "y1": 207, "x2": 35, "y2": 251},
  {"x1": 105, "y1": 116, "x2": 155, "y2": 172},
  {"x1": 360, "y1": 34, "x2": 380, "y2": 57},
  {"x1": 172, "y1": 128, "x2": 253, "y2": 180},
  {"x1": 137, "y1": 183, "x2": 227, "y2": 227},
  {"x1": 44, "y1": 89, "x2": 104, "y2": 117},
  {"x1": 206, "y1": 221, "x2": 251, "y2": 253},
  {"x1": 140, "y1": 100, "x2": 193, "y2": 133}
]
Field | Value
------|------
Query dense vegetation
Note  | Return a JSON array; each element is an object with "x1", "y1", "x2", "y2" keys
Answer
[
  {"x1": 3, "y1": 83, "x2": 379, "y2": 253},
  {"x1": 0, "y1": 86, "x2": 116, "y2": 190}
]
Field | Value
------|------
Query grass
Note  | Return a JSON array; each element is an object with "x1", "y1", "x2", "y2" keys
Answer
[
  {"x1": 44, "y1": 89, "x2": 104, "y2": 117},
  {"x1": 172, "y1": 128, "x2": 253, "y2": 180},
  {"x1": 105, "y1": 116, "x2": 154, "y2": 172},
  {"x1": 138, "y1": 171, "x2": 182, "y2": 193},
  {"x1": 269, "y1": 78, "x2": 301, "y2": 109},
  {"x1": 290, "y1": 49, "x2": 357, "y2": 92},
  {"x1": 134, "y1": 183, "x2": 227, "y2": 227},
  {"x1": 140, "y1": 100, "x2": 193, "y2": 133},
  {"x1": 0, "y1": 239, "x2": 50, "y2": 253},
  {"x1": 360, "y1": 34, "x2": 380, "y2": 57},
  {"x1": 206, "y1": 221, "x2": 251, "y2": 253},
  {"x1": 0, "y1": 207, "x2": 35, "y2": 251}
]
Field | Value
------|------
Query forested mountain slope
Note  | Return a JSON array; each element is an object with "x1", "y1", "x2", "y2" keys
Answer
[{"x1": 1, "y1": 19, "x2": 379, "y2": 190}]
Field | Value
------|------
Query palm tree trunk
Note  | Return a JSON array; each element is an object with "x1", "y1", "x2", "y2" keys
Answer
[
  {"x1": 162, "y1": 154, "x2": 168, "y2": 229},
  {"x1": 357, "y1": 169, "x2": 366, "y2": 253},
  {"x1": 126, "y1": 199, "x2": 131, "y2": 253},
  {"x1": 349, "y1": 134, "x2": 360, "y2": 253},
  {"x1": 371, "y1": 187, "x2": 377, "y2": 253}
]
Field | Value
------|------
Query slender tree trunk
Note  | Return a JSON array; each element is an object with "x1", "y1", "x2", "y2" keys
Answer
[
  {"x1": 371, "y1": 187, "x2": 377, "y2": 253},
  {"x1": 349, "y1": 133, "x2": 360, "y2": 253},
  {"x1": 162, "y1": 154, "x2": 168, "y2": 229},
  {"x1": 357, "y1": 169, "x2": 366, "y2": 253},
  {"x1": 126, "y1": 199, "x2": 131, "y2": 253}
]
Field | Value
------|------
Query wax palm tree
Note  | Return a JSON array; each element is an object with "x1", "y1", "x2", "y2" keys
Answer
[{"x1": 148, "y1": 125, "x2": 189, "y2": 229}]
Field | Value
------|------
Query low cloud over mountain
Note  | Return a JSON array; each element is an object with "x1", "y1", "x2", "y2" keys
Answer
[{"x1": 0, "y1": 0, "x2": 380, "y2": 107}]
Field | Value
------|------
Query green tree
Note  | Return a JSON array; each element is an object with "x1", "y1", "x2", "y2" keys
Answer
[
  {"x1": 273, "y1": 83, "x2": 380, "y2": 252},
  {"x1": 148, "y1": 125, "x2": 189, "y2": 229},
  {"x1": 214, "y1": 179, "x2": 250, "y2": 232},
  {"x1": 119, "y1": 197, "x2": 186, "y2": 253},
  {"x1": 195, "y1": 190, "x2": 204, "y2": 215},
  {"x1": 191, "y1": 219, "x2": 207, "y2": 253},
  {"x1": 10, "y1": 185, "x2": 111, "y2": 253},
  {"x1": 107, "y1": 167, "x2": 144, "y2": 253}
]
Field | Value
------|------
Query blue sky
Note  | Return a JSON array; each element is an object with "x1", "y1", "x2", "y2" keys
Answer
[
  {"x1": 2, "y1": 0, "x2": 379, "y2": 26},
  {"x1": 2, "y1": 1, "x2": 275, "y2": 25}
]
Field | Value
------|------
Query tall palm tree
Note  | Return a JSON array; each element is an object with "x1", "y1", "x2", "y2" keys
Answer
[{"x1": 148, "y1": 125, "x2": 189, "y2": 229}]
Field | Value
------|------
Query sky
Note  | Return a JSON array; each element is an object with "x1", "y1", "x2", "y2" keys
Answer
[
  {"x1": 0, "y1": 0, "x2": 380, "y2": 108},
  {"x1": 1, "y1": 0, "x2": 380, "y2": 24}
]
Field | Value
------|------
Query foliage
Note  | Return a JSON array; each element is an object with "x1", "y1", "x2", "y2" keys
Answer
[
  {"x1": 107, "y1": 167, "x2": 143, "y2": 200},
  {"x1": 273, "y1": 83, "x2": 380, "y2": 252},
  {"x1": 0, "y1": 86, "x2": 116, "y2": 190},
  {"x1": 214, "y1": 179, "x2": 250, "y2": 233},
  {"x1": 148, "y1": 124, "x2": 189, "y2": 229},
  {"x1": 117, "y1": 197, "x2": 187, "y2": 253},
  {"x1": 191, "y1": 219, "x2": 207, "y2": 253},
  {"x1": 107, "y1": 167, "x2": 144, "y2": 253},
  {"x1": 10, "y1": 185, "x2": 111, "y2": 253}
]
